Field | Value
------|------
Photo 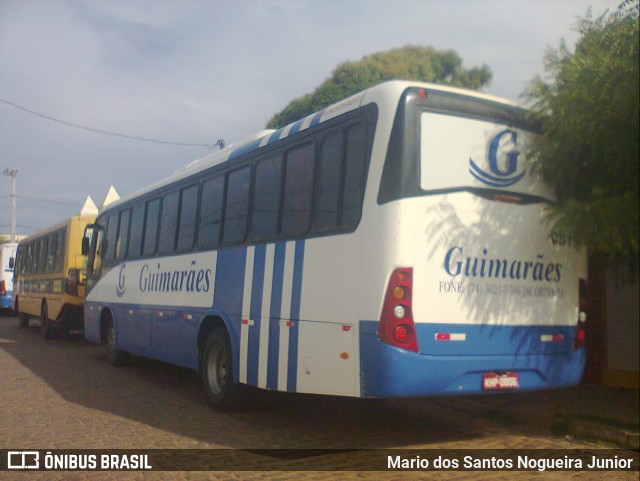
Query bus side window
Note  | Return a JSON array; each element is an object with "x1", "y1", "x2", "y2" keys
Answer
[
  {"x1": 282, "y1": 143, "x2": 315, "y2": 238},
  {"x1": 46, "y1": 232, "x2": 57, "y2": 273},
  {"x1": 176, "y1": 184, "x2": 199, "y2": 253},
  {"x1": 198, "y1": 175, "x2": 224, "y2": 249},
  {"x1": 115, "y1": 209, "x2": 131, "y2": 260},
  {"x1": 104, "y1": 214, "x2": 118, "y2": 263},
  {"x1": 250, "y1": 155, "x2": 283, "y2": 241},
  {"x1": 55, "y1": 229, "x2": 66, "y2": 272},
  {"x1": 128, "y1": 203, "x2": 145, "y2": 259},
  {"x1": 38, "y1": 238, "x2": 48, "y2": 275},
  {"x1": 25, "y1": 243, "x2": 32, "y2": 274},
  {"x1": 142, "y1": 199, "x2": 160, "y2": 257},
  {"x1": 313, "y1": 130, "x2": 343, "y2": 232},
  {"x1": 341, "y1": 123, "x2": 368, "y2": 228},
  {"x1": 222, "y1": 167, "x2": 251, "y2": 246},
  {"x1": 158, "y1": 191, "x2": 179, "y2": 255}
]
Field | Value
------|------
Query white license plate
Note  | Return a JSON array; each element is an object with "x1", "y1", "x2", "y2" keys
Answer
[{"x1": 482, "y1": 372, "x2": 520, "y2": 390}]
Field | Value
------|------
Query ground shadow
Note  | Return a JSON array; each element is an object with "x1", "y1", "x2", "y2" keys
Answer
[{"x1": 0, "y1": 318, "x2": 523, "y2": 450}]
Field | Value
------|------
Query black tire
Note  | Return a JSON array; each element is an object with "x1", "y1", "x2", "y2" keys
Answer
[
  {"x1": 200, "y1": 328, "x2": 242, "y2": 411},
  {"x1": 105, "y1": 316, "x2": 130, "y2": 366},
  {"x1": 40, "y1": 303, "x2": 55, "y2": 340}
]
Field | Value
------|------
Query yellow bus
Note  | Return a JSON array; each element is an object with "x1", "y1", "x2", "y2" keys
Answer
[{"x1": 13, "y1": 215, "x2": 95, "y2": 338}]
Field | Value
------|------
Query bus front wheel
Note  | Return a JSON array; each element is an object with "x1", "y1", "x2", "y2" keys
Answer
[{"x1": 200, "y1": 328, "x2": 241, "y2": 411}]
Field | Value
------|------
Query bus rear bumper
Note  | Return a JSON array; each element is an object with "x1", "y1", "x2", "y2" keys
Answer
[{"x1": 359, "y1": 320, "x2": 585, "y2": 398}]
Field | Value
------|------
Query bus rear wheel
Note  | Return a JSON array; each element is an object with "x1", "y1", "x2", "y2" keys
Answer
[
  {"x1": 40, "y1": 303, "x2": 55, "y2": 339},
  {"x1": 200, "y1": 328, "x2": 241, "y2": 411}
]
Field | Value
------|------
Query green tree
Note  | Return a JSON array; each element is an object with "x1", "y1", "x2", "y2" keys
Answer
[
  {"x1": 526, "y1": 4, "x2": 639, "y2": 279},
  {"x1": 267, "y1": 45, "x2": 491, "y2": 129}
]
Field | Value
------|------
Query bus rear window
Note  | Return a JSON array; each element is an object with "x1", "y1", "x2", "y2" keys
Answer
[{"x1": 420, "y1": 112, "x2": 553, "y2": 201}]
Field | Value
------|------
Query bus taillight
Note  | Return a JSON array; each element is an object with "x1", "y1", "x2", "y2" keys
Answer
[
  {"x1": 574, "y1": 278, "x2": 587, "y2": 350},
  {"x1": 377, "y1": 268, "x2": 418, "y2": 352},
  {"x1": 65, "y1": 268, "x2": 79, "y2": 296},
  {"x1": 0, "y1": 280, "x2": 5, "y2": 296}
]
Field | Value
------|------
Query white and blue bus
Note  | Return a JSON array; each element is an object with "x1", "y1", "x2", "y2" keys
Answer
[
  {"x1": 83, "y1": 81, "x2": 587, "y2": 410},
  {"x1": 0, "y1": 242, "x2": 17, "y2": 311}
]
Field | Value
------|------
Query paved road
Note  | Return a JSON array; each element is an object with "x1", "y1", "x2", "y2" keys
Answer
[{"x1": 0, "y1": 317, "x2": 635, "y2": 480}]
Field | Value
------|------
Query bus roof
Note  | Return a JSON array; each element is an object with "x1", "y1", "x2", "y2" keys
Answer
[
  {"x1": 104, "y1": 81, "x2": 520, "y2": 213},
  {"x1": 18, "y1": 215, "x2": 96, "y2": 243}
]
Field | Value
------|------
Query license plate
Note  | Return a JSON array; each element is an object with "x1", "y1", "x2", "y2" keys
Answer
[{"x1": 482, "y1": 372, "x2": 520, "y2": 390}]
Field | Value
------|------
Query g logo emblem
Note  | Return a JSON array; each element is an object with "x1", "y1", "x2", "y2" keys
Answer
[
  {"x1": 469, "y1": 129, "x2": 526, "y2": 187},
  {"x1": 116, "y1": 264, "x2": 126, "y2": 298}
]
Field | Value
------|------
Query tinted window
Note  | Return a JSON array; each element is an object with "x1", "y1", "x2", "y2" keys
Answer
[
  {"x1": 26, "y1": 243, "x2": 33, "y2": 274},
  {"x1": 142, "y1": 199, "x2": 160, "y2": 256},
  {"x1": 176, "y1": 184, "x2": 199, "y2": 253},
  {"x1": 198, "y1": 176, "x2": 224, "y2": 249},
  {"x1": 222, "y1": 167, "x2": 251, "y2": 245},
  {"x1": 158, "y1": 191, "x2": 179, "y2": 255},
  {"x1": 116, "y1": 209, "x2": 130, "y2": 260},
  {"x1": 282, "y1": 143, "x2": 314, "y2": 237},
  {"x1": 128, "y1": 203, "x2": 145, "y2": 259},
  {"x1": 250, "y1": 155, "x2": 282, "y2": 241},
  {"x1": 54, "y1": 229, "x2": 66, "y2": 272},
  {"x1": 105, "y1": 214, "x2": 118, "y2": 262},
  {"x1": 342, "y1": 124, "x2": 368, "y2": 227},
  {"x1": 313, "y1": 131, "x2": 343, "y2": 232},
  {"x1": 40, "y1": 238, "x2": 48, "y2": 273},
  {"x1": 45, "y1": 233, "x2": 56, "y2": 273}
]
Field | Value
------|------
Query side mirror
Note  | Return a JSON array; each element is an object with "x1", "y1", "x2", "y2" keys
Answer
[{"x1": 8, "y1": 257, "x2": 14, "y2": 269}]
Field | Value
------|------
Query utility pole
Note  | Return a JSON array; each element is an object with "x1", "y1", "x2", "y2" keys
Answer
[{"x1": 3, "y1": 168, "x2": 18, "y2": 242}]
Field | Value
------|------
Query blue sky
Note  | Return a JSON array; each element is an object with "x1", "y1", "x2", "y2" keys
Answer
[{"x1": 0, "y1": 0, "x2": 616, "y2": 236}]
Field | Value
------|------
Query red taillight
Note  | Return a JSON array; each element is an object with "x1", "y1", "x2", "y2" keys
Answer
[
  {"x1": 0, "y1": 280, "x2": 5, "y2": 296},
  {"x1": 377, "y1": 268, "x2": 418, "y2": 352},
  {"x1": 65, "y1": 268, "x2": 79, "y2": 296},
  {"x1": 574, "y1": 278, "x2": 587, "y2": 350}
]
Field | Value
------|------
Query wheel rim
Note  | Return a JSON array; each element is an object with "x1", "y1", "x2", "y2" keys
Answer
[{"x1": 206, "y1": 344, "x2": 227, "y2": 395}]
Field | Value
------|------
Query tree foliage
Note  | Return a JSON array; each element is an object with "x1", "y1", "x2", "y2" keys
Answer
[
  {"x1": 526, "y1": 3, "x2": 639, "y2": 278},
  {"x1": 266, "y1": 45, "x2": 491, "y2": 129}
]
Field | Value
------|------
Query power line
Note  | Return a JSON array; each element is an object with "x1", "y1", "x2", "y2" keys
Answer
[
  {"x1": 0, "y1": 97, "x2": 225, "y2": 150},
  {"x1": 17, "y1": 195, "x2": 80, "y2": 207}
]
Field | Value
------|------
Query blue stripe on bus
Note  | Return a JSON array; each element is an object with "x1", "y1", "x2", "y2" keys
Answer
[
  {"x1": 227, "y1": 110, "x2": 329, "y2": 160},
  {"x1": 267, "y1": 128, "x2": 285, "y2": 145},
  {"x1": 309, "y1": 110, "x2": 325, "y2": 127},
  {"x1": 212, "y1": 247, "x2": 247, "y2": 381},
  {"x1": 247, "y1": 244, "x2": 266, "y2": 387},
  {"x1": 287, "y1": 240, "x2": 305, "y2": 392},
  {"x1": 266, "y1": 242, "x2": 286, "y2": 390},
  {"x1": 288, "y1": 119, "x2": 306, "y2": 136},
  {"x1": 228, "y1": 138, "x2": 266, "y2": 160}
]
